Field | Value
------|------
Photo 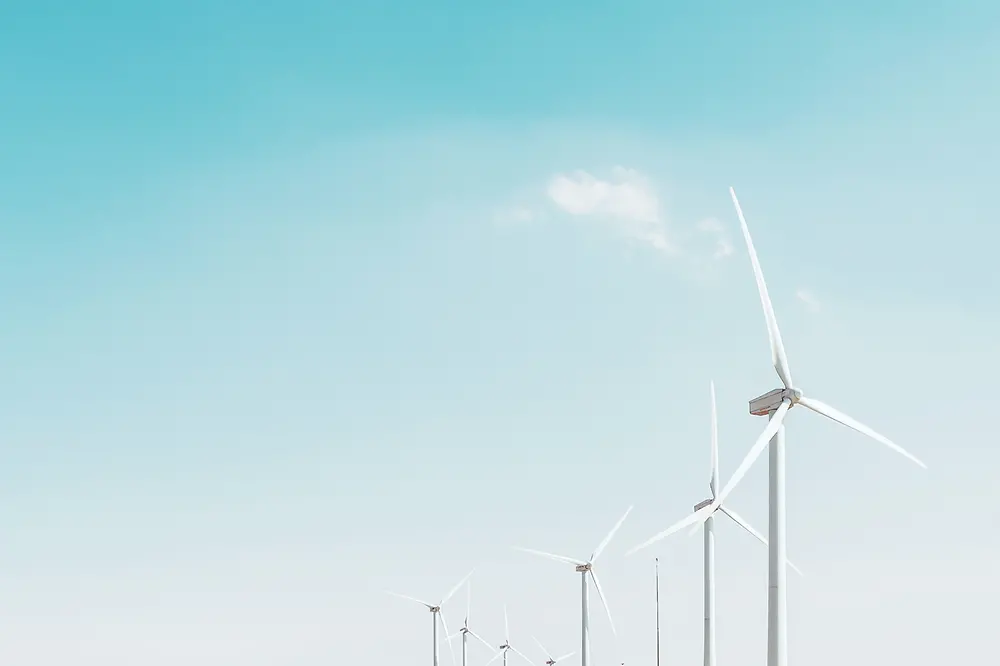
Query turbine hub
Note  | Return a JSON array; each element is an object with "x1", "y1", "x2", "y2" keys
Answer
[
  {"x1": 575, "y1": 563, "x2": 591, "y2": 573},
  {"x1": 429, "y1": 606, "x2": 441, "y2": 613}
]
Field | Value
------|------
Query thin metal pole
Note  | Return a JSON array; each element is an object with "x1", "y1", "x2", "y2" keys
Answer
[{"x1": 655, "y1": 557, "x2": 661, "y2": 666}]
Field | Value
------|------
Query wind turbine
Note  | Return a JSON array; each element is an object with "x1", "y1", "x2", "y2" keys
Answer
[
  {"x1": 387, "y1": 568, "x2": 474, "y2": 666},
  {"x1": 627, "y1": 380, "x2": 802, "y2": 666},
  {"x1": 484, "y1": 605, "x2": 532, "y2": 666},
  {"x1": 514, "y1": 506, "x2": 632, "y2": 666},
  {"x1": 531, "y1": 636, "x2": 575, "y2": 666},
  {"x1": 704, "y1": 187, "x2": 927, "y2": 666},
  {"x1": 447, "y1": 579, "x2": 497, "y2": 666}
]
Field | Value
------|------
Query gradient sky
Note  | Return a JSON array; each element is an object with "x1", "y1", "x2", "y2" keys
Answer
[{"x1": 1, "y1": 1, "x2": 999, "y2": 664}]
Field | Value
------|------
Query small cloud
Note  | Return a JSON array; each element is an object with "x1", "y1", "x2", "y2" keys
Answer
[
  {"x1": 493, "y1": 205, "x2": 540, "y2": 226},
  {"x1": 795, "y1": 288, "x2": 821, "y2": 313},
  {"x1": 546, "y1": 167, "x2": 675, "y2": 254},
  {"x1": 696, "y1": 217, "x2": 734, "y2": 260}
]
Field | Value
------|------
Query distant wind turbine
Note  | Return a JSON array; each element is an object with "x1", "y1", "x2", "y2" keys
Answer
[
  {"x1": 514, "y1": 505, "x2": 632, "y2": 666},
  {"x1": 628, "y1": 381, "x2": 802, "y2": 666},
  {"x1": 531, "y1": 635, "x2": 575, "y2": 666},
  {"x1": 484, "y1": 605, "x2": 532, "y2": 666},
  {"x1": 447, "y1": 578, "x2": 497, "y2": 666},
  {"x1": 388, "y1": 568, "x2": 474, "y2": 666}
]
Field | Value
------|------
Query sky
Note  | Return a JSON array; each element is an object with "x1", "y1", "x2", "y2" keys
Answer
[{"x1": 1, "y1": 1, "x2": 999, "y2": 664}]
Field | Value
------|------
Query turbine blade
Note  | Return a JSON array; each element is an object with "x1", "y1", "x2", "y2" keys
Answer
[
  {"x1": 469, "y1": 630, "x2": 496, "y2": 653},
  {"x1": 714, "y1": 399, "x2": 791, "y2": 507},
  {"x1": 729, "y1": 186, "x2": 794, "y2": 389},
  {"x1": 710, "y1": 380, "x2": 720, "y2": 495},
  {"x1": 589, "y1": 569, "x2": 617, "y2": 636},
  {"x1": 590, "y1": 505, "x2": 634, "y2": 563},
  {"x1": 386, "y1": 591, "x2": 434, "y2": 608},
  {"x1": 555, "y1": 652, "x2": 577, "y2": 663},
  {"x1": 720, "y1": 506, "x2": 805, "y2": 577},
  {"x1": 626, "y1": 505, "x2": 715, "y2": 556},
  {"x1": 513, "y1": 547, "x2": 585, "y2": 566},
  {"x1": 504, "y1": 604, "x2": 509, "y2": 642},
  {"x1": 797, "y1": 396, "x2": 927, "y2": 468},
  {"x1": 442, "y1": 568, "x2": 475, "y2": 606},
  {"x1": 439, "y1": 612, "x2": 456, "y2": 666},
  {"x1": 532, "y1": 635, "x2": 552, "y2": 660},
  {"x1": 466, "y1": 577, "x2": 472, "y2": 627},
  {"x1": 484, "y1": 650, "x2": 504, "y2": 666},
  {"x1": 446, "y1": 630, "x2": 464, "y2": 641},
  {"x1": 510, "y1": 645, "x2": 535, "y2": 665}
]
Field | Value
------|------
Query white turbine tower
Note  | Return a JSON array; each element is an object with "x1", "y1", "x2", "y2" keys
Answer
[
  {"x1": 531, "y1": 636, "x2": 576, "y2": 666},
  {"x1": 514, "y1": 506, "x2": 632, "y2": 666},
  {"x1": 388, "y1": 568, "x2": 475, "y2": 666},
  {"x1": 485, "y1": 605, "x2": 533, "y2": 666},
  {"x1": 704, "y1": 187, "x2": 927, "y2": 666},
  {"x1": 627, "y1": 380, "x2": 802, "y2": 666},
  {"x1": 447, "y1": 580, "x2": 497, "y2": 666}
]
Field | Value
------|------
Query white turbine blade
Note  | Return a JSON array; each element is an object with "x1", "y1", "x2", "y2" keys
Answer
[
  {"x1": 446, "y1": 630, "x2": 464, "y2": 641},
  {"x1": 687, "y1": 522, "x2": 701, "y2": 538},
  {"x1": 797, "y1": 396, "x2": 927, "y2": 469},
  {"x1": 720, "y1": 505, "x2": 805, "y2": 577},
  {"x1": 710, "y1": 380, "x2": 720, "y2": 495},
  {"x1": 483, "y1": 651, "x2": 504, "y2": 666},
  {"x1": 503, "y1": 604, "x2": 509, "y2": 642},
  {"x1": 439, "y1": 612, "x2": 456, "y2": 666},
  {"x1": 626, "y1": 505, "x2": 715, "y2": 556},
  {"x1": 714, "y1": 398, "x2": 791, "y2": 507},
  {"x1": 509, "y1": 645, "x2": 535, "y2": 665},
  {"x1": 465, "y1": 577, "x2": 472, "y2": 626},
  {"x1": 469, "y1": 630, "x2": 496, "y2": 653},
  {"x1": 513, "y1": 547, "x2": 585, "y2": 566},
  {"x1": 591, "y1": 505, "x2": 634, "y2": 563},
  {"x1": 554, "y1": 652, "x2": 577, "y2": 663},
  {"x1": 442, "y1": 568, "x2": 475, "y2": 606},
  {"x1": 589, "y1": 569, "x2": 617, "y2": 636},
  {"x1": 532, "y1": 635, "x2": 552, "y2": 660},
  {"x1": 729, "y1": 186, "x2": 794, "y2": 389},
  {"x1": 386, "y1": 591, "x2": 434, "y2": 608}
]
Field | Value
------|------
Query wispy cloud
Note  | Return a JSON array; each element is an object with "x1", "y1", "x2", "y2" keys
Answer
[
  {"x1": 545, "y1": 167, "x2": 674, "y2": 253},
  {"x1": 795, "y1": 288, "x2": 822, "y2": 313}
]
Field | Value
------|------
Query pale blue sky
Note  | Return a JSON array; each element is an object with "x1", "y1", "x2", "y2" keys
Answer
[{"x1": 1, "y1": 1, "x2": 998, "y2": 664}]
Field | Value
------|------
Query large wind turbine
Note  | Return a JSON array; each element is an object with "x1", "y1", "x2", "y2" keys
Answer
[
  {"x1": 514, "y1": 506, "x2": 632, "y2": 666},
  {"x1": 387, "y1": 568, "x2": 474, "y2": 666},
  {"x1": 484, "y1": 606, "x2": 532, "y2": 666},
  {"x1": 627, "y1": 381, "x2": 802, "y2": 666},
  {"x1": 705, "y1": 187, "x2": 927, "y2": 666},
  {"x1": 531, "y1": 636, "x2": 576, "y2": 666},
  {"x1": 447, "y1": 579, "x2": 497, "y2": 666}
]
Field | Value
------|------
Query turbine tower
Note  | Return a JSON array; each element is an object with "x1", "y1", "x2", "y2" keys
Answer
[
  {"x1": 514, "y1": 506, "x2": 632, "y2": 666},
  {"x1": 532, "y1": 635, "x2": 575, "y2": 666},
  {"x1": 627, "y1": 381, "x2": 802, "y2": 666},
  {"x1": 708, "y1": 187, "x2": 927, "y2": 666},
  {"x1": 485, "y1": 605, "x2": 532, "y2": 666},
  {"x1": 447, "y1": 579, "x2": 497, "y2": 666},
  {"x1": 388, "y1": 568, "x2": 474, "y2": 666}
]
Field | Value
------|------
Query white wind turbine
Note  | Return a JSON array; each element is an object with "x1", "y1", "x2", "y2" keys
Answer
[
  {"x1": 514, "y1": 506, "x2": 632, "y2": 666},
  {"x1": 447, "y1": 579, "x2": 497, "y2": 666},
  {"x1": 696, "y1": 187, "x2": 927, "y2": 666},
  {"x1": 627, "y1": 380, "x2": 803, "y2": 666},
  {"x1": 484, "y1": 605, "x2": 533, "y2": 666},
  {"x1": 531, "y1": 636, "x2": 576, "y2": 666},
  {"x1": 388, "y1": 569, "x2": 475, "y2": 666}
]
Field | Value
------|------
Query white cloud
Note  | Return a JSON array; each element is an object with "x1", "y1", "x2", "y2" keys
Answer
[
  {"x1": 696, "y1": 217, "x2": 734, "y2": 259},
  {"x1": 796, "y1": 287, "x2": 822, "y2": 313},
  {"x1": 545, "y1": 167, "x2": 675, "y2": 253}
]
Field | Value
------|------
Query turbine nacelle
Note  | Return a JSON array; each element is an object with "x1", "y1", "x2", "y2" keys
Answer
[
  {"x1": 749, "y1": 388, "x2": 801, "y2": 416},
  {"x1": 574, "y1": 563, "x2": 591, "y2": 573},
  {"x1": 429, "y1": 605, "x2": 441, "y2": 613},
  {"x1": 693, "y1": 498, "x2": 715, "y2": 513}
]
